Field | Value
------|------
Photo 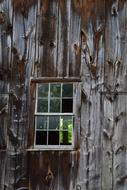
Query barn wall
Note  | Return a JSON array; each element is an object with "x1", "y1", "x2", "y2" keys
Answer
[{"x1": 0, "y1": 0, "x2": 127, "y2": 190}]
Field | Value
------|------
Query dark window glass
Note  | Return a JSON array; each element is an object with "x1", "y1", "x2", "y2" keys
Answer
[
  {"x1": 48, "y1": 131, "x2": 59, "y2": 145},
  {"x1": 50, "y1": 99, "x2": 60, "y2": 112},
  {"x1": 62, "y1": 99, "x2": 73, "y2": 113},
  {"x1": 62, "y1": 84, "x2": 73, "y2": 97},
  {"x1": 36, "y1": 131, "x2": 47, "y2": 145},
  {"x1": 38, "y1": 84, "x2": 48, "y2": 97},
  {"x1": 49, "y1": 116, "x2": 59, "y2": 130},
  {"x1": 50, "y1": 83, "x2": 61, "y2": 97},
  {"x1": 37, "y1": 99, "x2": 48, "y2": 112},
  {"x1": 36, "y1": 116, "x2": 47, "y2": 129},
  {"x1": 60, "y1": 131, "x2": 72, "y2": 145}
]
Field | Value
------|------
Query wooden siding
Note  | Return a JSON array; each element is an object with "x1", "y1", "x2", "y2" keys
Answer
[{"x1": 0, "y1": 0, "x2": 127, "y2": 190}]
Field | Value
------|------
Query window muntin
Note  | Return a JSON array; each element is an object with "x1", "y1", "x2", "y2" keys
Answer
[{"x1": 34, "y1": 83, "x2": 74, "y2": 148}]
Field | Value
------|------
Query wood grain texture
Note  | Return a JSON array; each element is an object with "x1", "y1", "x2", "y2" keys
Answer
[{"x1": 0, "y1": 0, "x2": 127, "y2": 190}]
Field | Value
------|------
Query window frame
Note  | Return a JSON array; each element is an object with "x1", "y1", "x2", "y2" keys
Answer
[{"x1": 34, "y1": 82, "x2": 75, "y2": 150}]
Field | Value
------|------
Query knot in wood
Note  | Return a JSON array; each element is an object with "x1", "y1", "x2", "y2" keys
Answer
[
  {"x1": 49, "y1": 41, "x2": 56, "y2": 47},
  {"x1": 76, "y1": 184, "x2": 81, "y2": 190},
  {"x1": 73, "y1": 43, "x2": 80, "y2": 55},
  {"x1": 45, "y1": 169, "x2": 54, "y2": 185},
  {"x1": 111, "y1": 5, "x2": 118, "y2": 16},
  {"x1": 0, "y1": 11, "x2": 5, "y2": 24}
]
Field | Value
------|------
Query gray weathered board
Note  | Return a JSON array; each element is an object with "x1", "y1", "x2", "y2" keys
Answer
[{"x1": 0, "y1": 0, "x2": 127, "y2": 189}]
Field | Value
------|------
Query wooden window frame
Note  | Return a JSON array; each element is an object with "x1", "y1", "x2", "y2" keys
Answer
[{"x1": 34, "y1": 82, "x2": 75, "y2": 150}]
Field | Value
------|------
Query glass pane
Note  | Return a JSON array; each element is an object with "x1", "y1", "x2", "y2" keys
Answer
[
  {"x1": 60, "y1": 116, "x2": 73, "y2": 130},
  {"x1": 62, "y1": 99, "x2": 73, "y2": 113},
  {"x1": 60, "y1": 131, "x2": 72, "y2": 145},
  {"x1": 49, "y1": 116, "x2": 59, "y2": 130},
  {"x1": 36, "y1": 116, "x2": 47, "y2": 129},
  {"x1": 62, "y1": 84, "x2": 73, "y2": 97},
  {"x1": 37, "y1": 99, "x2": 48, "y2": 112},
  {"x1": 38, "y1": 84, "x2": 48, "y2": 97},
  {"x1": 50, "y1": 99, "x2": 60, "y2": 112},
  {"x1": 48, "y1": 131, "x2": 59, "y2": 145},
  {"x1": 60, "y1": 116, "x2": 73, "y2": 145},
  {"x1": 50, "y1": 83, "x2": 61, "y2": 97},
  {"x1": 36, "y1": 131, "x2": 47, "y2": 145}
]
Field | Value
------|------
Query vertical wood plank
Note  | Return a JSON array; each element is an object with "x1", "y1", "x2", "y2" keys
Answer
[
  {"x1": 57, "y1": 0, "x2": 71, "y2": 77},
  {"x1": 39, "y1": 0, "x2": 58, "y2": 77}
]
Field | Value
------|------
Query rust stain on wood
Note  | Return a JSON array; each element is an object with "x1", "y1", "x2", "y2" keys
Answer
[
  {"x1": 59, "y1": 0, "x2": 66, "y2": 13},
  {"x1": 17, "y1": 58, "x2": 26, "y2": 84},
  {"x1": 13, "y1": 0, "x2": 36, "y2": 16},
  {"x1": 73, "y1": 43, "x2": 81, "y2": 55},
  {"x1": 0, "y1": 11, "x2": 6, "y2": 24},
  {"x1": 27, "y1": 82, "x2": 36, "y2": 148},
  {"x1": 41, "y1": 0, "x2": 49, "y2": 15}
]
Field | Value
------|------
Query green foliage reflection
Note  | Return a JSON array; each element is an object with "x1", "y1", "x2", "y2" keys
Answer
[{"x1": 60, "y1": 116, "x2": 72, "y2": 145}]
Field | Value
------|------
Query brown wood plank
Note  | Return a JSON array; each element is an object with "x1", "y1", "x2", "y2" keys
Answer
[
  {"x1": 39, "y1": 0, "x2": 58, "y2": 77},
  {"x1": 57, "y1": 0, "x2": 71, "y2": 77}
]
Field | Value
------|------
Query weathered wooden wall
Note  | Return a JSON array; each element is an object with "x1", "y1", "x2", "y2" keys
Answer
[{"x1": 0, "y1": 0, "x2": 127, "y2": 190}]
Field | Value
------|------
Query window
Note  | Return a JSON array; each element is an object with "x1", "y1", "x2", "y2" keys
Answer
[{"x1": 34, "y1": 83, "x2": 74, "y2": 149}]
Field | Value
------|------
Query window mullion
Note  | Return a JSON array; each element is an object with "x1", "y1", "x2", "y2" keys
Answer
[
  {"x1": 59, "y1": 84, "x2": 62, "y2": 145},
  {"x1": 34, "y1": 84, "x2": 38, "y2": 147},
  {"x1": 72, "y1": 115, "x2": 74, "y2": 147},
  {"x1": 59, "y1": 115, "x2": 60, "y2": 146},
  {"x1": 47, "y1": 84, "x2": 50, "y2": 145},
  {"x1": 34, "y1": 116, "x2": 37, "y2": 146},
  {"x1": 35, "y1": 83, "x2": 38, "y2": 114},
  {"x1": 47, "y1": 116, "x2": 49, "y2": 145},
  {"x1": 48, "y1": 83, "x2": 50, "y2": 113},
  {"x1": 35, "y1": 113, "x2": 74, "y2": 116},
  {"x1": 60, "y1": 83, "x2": 62, "y2": 113}
]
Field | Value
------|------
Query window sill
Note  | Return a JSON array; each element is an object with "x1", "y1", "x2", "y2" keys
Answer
[{"x1": 26, "y1": 146, "x2": 75, "y2": 151}]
